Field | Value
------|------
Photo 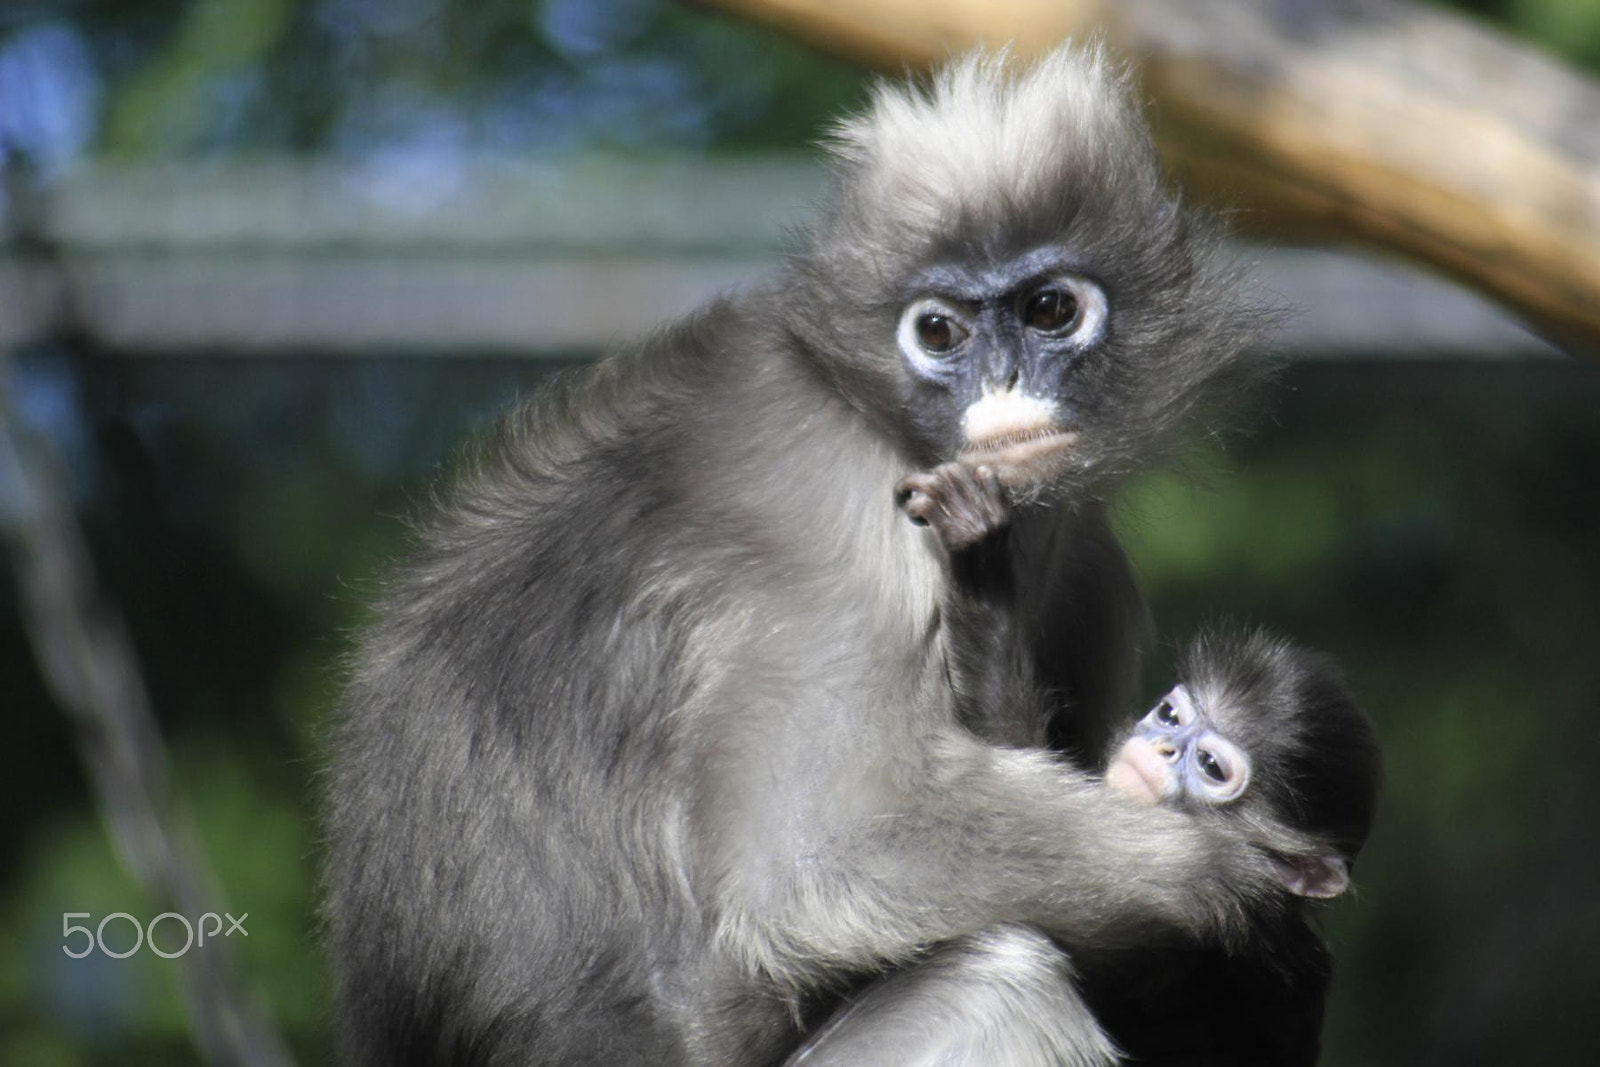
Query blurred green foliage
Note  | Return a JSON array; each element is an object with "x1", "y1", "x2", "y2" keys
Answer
[
  {"x1": 3, "y1": 0, "x2": 872, "y2": 166},
  {"x1": 1450, "y1": 0, "x2": 1600, "y2": 70},
  {"x1": 2, "y1": 0, "x2": 1589, "y2": 176},
  {"x1": 1, "y1": 356, "x2": 574, "y2": 1063},
  {"x1": 1117, "y1": 362, "x2": 1600, "y2": 1063}
]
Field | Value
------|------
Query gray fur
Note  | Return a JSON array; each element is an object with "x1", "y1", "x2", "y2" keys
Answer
[
  {"x1": 323, "y1": 45, "x2": 1278, "y2": 1066},
  {"x1": 787, "y1": 925, "x2": 1119, "y2": 1067}
]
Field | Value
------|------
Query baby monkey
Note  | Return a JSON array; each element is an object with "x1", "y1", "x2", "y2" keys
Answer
[
  {"x1": 899, "y1": 460, "x2": 1383, "y2": 1062},
  {"x1": 898, "y1": 461, "x2": 1383, "y2": 896},
  {"x1": 1090, "y1": 629, "x2": 1382, "y2": 1066},
  {"x1": 1105, "y1": 628, "x2": 1381, "y2": 898}
]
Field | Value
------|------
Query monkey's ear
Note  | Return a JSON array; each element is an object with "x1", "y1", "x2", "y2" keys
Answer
[{"x1": 1273, "y1": 854, "x2": 1350, "y2": 899}]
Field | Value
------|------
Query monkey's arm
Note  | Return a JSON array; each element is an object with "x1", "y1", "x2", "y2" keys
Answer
[
  {"x1": 897, "y1": 462, "x2": 1049, "y2": 747},
  {"x1": 708, "y1": 719, "x2": 1280, "y2": 987},
  {"x1": 914, "y1": 734, "x2": 1278, "y2": 954},
  {"x1": 1025, "y1": 507, "x2": 1149, "y2": 765},
  {"x1": 895, "y1": 465, "x2": 1149, "y2": 760}
]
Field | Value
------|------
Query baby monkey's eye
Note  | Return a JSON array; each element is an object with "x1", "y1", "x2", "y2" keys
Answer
[
  {"x1": 1154, "y1": 699, "x2": 1179, "y2": 727},
  {"x1": 1197, "y1": 748, "x2": 1227, "y2": 783}
]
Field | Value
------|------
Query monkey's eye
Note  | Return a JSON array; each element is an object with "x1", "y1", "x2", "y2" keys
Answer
[
  {"x1": 1023, "y1": 288, "x2": 1080, "y2": 334},
  {"x1": 897, "y1": 299, "x2": 973, "y2": 373},
  {"x1": 1154, "y1": 700, "x2": 1179, "y2": 727},
  {"x1": 1018, "y1": 274, "x2": 1108, "y2": 346},
  {"x1": 1189, "y1": 734, "x2": 1250, "y2": 804},
  {"x1": 915, "y1": 312, "x2": 967, "y2": 354}
]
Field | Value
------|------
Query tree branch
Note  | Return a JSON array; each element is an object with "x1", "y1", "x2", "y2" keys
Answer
[{"x1": 700, "y1": 0, "x2": 1600, "y2": 354}]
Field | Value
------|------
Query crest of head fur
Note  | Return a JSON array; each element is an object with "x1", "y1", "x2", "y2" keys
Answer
[{"x1": 823, "y1": 45, "x2": 1157, "y2": 260}]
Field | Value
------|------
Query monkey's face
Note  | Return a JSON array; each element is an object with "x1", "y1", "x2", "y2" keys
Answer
[
  {"x1": 806, "y1": 42, "x2": 1269, "y2": 502},
  {"x1": 1105, "y1": 667, "x2": 1359, "y2": 900},
  {"x1": 893, "y1": 247, "x2": 1116, "y2": 495},
  {"x1": 1103, "y1": 684, "x2": 1252, "y2": 810}
]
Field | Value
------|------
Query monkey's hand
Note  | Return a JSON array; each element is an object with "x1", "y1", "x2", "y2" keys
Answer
[{"x1": 896, "y1": 463, "x2": 1009, "y2": 553}]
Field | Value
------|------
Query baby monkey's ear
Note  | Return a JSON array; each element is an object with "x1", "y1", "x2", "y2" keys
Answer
[{"x1": 1272, "y1": 853, "x2": 1350, "y2": 899}]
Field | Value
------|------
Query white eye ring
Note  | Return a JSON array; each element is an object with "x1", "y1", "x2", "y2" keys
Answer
[
  {"x1": 896, "y1": 298, "x2": 971, "y2": 377},
  {"x1": 1028, "y1": 274, "x2": 1108, "y2": 347},
  {"x1": 1191, "y1": 733, "x2": 1251, "y2": 804},
  {"x1": 1147, "y1": 684, "x2": 1196, "y2": 729}
]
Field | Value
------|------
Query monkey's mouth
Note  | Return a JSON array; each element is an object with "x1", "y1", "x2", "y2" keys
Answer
[
  {"x1": 959, "y1": 386, "x2": 1078, "y2": 483},
  {"x1": 1104, "y1": 739, "x2": 1174, "y2": 807},
  {"x1": 960, "y1": 428, "x2": 1080, "y2": 472}
]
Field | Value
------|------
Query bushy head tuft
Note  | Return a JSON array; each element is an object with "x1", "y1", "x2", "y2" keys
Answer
[{"x1": 823, "y1": 46, "x2": 1155, "y2": 263}]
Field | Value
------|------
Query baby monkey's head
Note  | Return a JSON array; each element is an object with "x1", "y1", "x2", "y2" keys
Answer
[{"x1": 1105, "y1": 627, "x2": 1383, "y2": 899}]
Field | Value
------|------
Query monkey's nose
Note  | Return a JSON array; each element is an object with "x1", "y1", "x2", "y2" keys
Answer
[{"x1": 1154, "y1": 742, "x2": 1179, "y2": 762}]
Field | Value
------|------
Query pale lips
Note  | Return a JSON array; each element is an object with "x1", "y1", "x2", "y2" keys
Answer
[
  {"x1": 960, "y1": 427, "x2": 1079, "y2": 468},
  {"x1": 959, "y1": 387, "x2": 1077, "y2": 471},
  {"x1": 1104, "y1": 737, "x2": 1174, "y2": 807}
]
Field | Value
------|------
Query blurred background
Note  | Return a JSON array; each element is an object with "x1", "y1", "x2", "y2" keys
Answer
[{"x1": 0, "y1": 0, "x2": 1596, "y2": 1063}]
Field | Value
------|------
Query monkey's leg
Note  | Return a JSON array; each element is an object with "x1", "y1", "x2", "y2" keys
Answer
[{"x1": 787, "y1": 925, "x2": 1118, "y2": 1067}]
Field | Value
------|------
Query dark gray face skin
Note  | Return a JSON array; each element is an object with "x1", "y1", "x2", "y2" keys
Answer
[
  {"x1": 323, "y1": 48, "x2": 1286, "y2": 1067},
  {"x1": 893, "y1": 250, "x2": 1111, "y2": 490},
  {"x1": 896, "y1": 249, "x2": 1108, "y2": 399}
]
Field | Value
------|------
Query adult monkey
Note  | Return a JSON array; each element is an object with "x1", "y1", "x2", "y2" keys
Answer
[{"x1": 326, "y1": 47, "x2": 1282, "y2": 1065}]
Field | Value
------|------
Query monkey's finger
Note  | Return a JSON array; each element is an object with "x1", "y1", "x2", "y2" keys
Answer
[
  {"x1": 896, "y1": 472, "x2": 949, "y2": 518},
  {"x1": 971, "y1": 466, "x2": 1009, "y2": 526},
  {"x1": 897, "y1": 488, "x2": 937, "y2": 526},
  {"x1": 974, "y1": 465, "x2": 1002, "y2": 499},
  {"x1": 941, "y1": 466, "x2": 999, "y2": 518},
  {"x1": 896, "y1": 471, "x2": 942, "y2": 499}
]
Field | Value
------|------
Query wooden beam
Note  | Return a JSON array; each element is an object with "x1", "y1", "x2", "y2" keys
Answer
[{"x1": 700, "y1": 0, "x2": 1600, "y2": 354}]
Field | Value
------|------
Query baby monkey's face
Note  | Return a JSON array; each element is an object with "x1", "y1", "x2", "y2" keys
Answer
[{"x1": 1105, "y1": 685, "x2": 1251, "y2": 809}]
